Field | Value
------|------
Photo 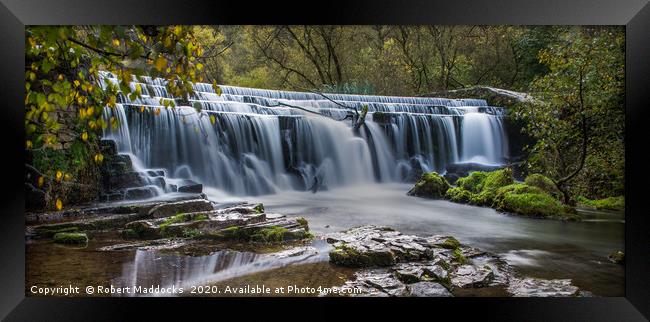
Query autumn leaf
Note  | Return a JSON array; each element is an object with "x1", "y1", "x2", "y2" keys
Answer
[
  {"x1": 154, "y1": 108, "x2": 161, "y2": 115},
  {"x1": 94, "y1": 153, "x2": 104, "y2": 163},
  {"x1": 154, "y1": 56, "x2": 167, "y2": 71},
  {"x1": 55, "y1": 199, "x2": 63, "y2": 211},
  {"x1": 26, "y1": 140, "x2": 33, "y2": 149},
  {"x1": 209, "y1": 114, "x2": 216, "y2": 125},
  {"x1": 37, "y1": 176, "x2": 44, "y2": 188},
  {"x1": 140, "y1": 105, "x2": 145, "y2": 113},
  {"x1": 55, "y1": 171, "x2": 63, "y2": 182},
  {"x1": 81, "y1": 131, "x2": 88, "y2": 141}
]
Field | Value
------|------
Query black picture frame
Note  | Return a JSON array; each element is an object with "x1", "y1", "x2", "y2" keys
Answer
[{"x1": 1, "y1": 0, "x2": 648, "y2": 320}]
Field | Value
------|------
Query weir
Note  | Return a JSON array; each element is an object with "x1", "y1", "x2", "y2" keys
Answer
[{"x1": 101, "y1": 72, "x2": 509, "y2": 197}]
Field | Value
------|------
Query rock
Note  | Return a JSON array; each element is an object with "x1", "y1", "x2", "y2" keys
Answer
[
  {"x1": 330, "y1": 242, "x2": 396, "y2": 267},
  {"x1": 407, "y1": 282, "x2": 452, "y2": 297},
  {"x1": 98, "y1": 238, "x2": 191, "y2": 251},
  {"x1": 107, "y1": 171, "x2": 148, "y2": 190},
  {"x1": 124, "y1": 187, "x2": 156, "y2": 200},
  {"x1": 177, "y1": 179, "x2": 203, "y2": 193},
  {"x1": 31, "y1": 212, "x2": 149, "y2": 237},
  {"x1": 507, "y1": 278, "x2": 579, "y2": 297},
  {"x1": 147, "y1": 199, "x2": 214, "y2": 218},
  {"x1": 53, "y1": 232, "x2": 88, "y2": 245},
  {"x1": 99, "y1": 139, "x2": 117, "y2": 156},
  {"x1": 608, "y1": 250, "x2": 625, "y2": 264},
  {"x1": 444, "y1": 162, "x2": 505, "y2": 184},
  {"x1": 451, "y1": 265, "x2": 494, "y2": 288},
  {"x1": 392, "y1": 262, "x2": 449, "y2": 285},
  {"x1": 407, "y1": 172, "x2": 450, "y2": 198}
]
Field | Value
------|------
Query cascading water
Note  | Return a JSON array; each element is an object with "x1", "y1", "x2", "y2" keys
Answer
[{"x1": 101, "y1": 71, "x2": 509, "y2": 197}]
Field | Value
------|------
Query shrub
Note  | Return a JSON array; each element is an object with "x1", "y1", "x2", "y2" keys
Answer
[{"x1": 407, "y1": 172, "x2": 450, "y2": 198}]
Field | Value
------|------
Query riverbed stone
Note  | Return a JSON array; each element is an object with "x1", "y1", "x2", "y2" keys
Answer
[
  {"x1": 407, "y1": 172, "x2": 450, "y2": 199},
  {"x1": 177, "y1": 179, "x2": 203, "y2": 193},
  {"x1": 507, "y1": 278, "x2": 579, "y2": 297},
  {"x1": 407, "y1": 282, "x2": 453, "y2": 297},
  {"x1": 451, "y1": 265, "x2": 495, "y2": 288},
  {"x1": 147, "y1": 199, "x2": 214, "y2": 218}
]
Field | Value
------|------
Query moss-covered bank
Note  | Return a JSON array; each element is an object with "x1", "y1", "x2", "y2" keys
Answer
[{"x1": 409, "y1": 168, "x2": 581, "y2": 220}]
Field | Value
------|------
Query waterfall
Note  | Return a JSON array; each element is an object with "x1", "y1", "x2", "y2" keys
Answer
[{"x1": 101, "y1": 71, "x2": 509, "y2": 197}]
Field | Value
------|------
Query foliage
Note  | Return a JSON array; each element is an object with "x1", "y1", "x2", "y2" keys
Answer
[
  {"x1": 512, "y1": 26, "x2": 625, "y2": 202},
  {"x1": 496, "y1": 192, "x2": 567, "y2": 219},
  {"x1": 25, "y1": 26, "x2": 207, "y2": 210}
]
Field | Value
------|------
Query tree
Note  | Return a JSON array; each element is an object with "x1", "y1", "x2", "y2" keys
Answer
[
  {"x1": 513, "y1": 26, "x2": 625, "y2": 203},
  {"x1": 25, "y1": 25, "x2": 206, "y2": 209}
]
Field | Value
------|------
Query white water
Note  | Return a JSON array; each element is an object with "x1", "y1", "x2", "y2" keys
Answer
[{"x1": 101, "y1": 72, "x2": 509, "y2": 197}]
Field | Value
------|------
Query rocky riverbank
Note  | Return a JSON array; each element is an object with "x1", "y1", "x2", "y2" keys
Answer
[
  {"x1": 322, "y1": 226, "x2": 587, "y2": 297},
  {"x1": 26, "y1": 193, "x2": 595, "y2": 297}
]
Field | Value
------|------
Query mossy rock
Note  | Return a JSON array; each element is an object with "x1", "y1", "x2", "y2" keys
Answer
[
  {"x1": 577, "y1": 196, "x2": 625, "y2": 211},
  {"x1": 456, "y1": 171, "x2": 488, "y2": 193},
  {"x1": 525, "y1": 174, "x2": 562, "y2": 200},
  {"x1": 496, "y1": 192, "x2": 566, "y2": 218},
  {"x1": 329, "y1": 244, "x2": 396, "y2": 267},
  {"x1": 437, "y1": 237, "x2": 461, "y2": 250},
  {"x1": 482, "y1": 168, "x2": 514, "y2": 191},
  {"x1": 206, "y1": 225, "x2": 312, "y2": 244},
  {"x1": 408, "y1": 172, "x2": 450, "y2": 199},
  {"x1": 53, "y1": 232, "x2": 88, "y2": 245},
  {"x1": 445, "y1": 187, "x2": 474, "y2": 204}
]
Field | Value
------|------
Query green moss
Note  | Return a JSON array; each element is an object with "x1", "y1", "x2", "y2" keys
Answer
[
  {"x1": 438, "y1": 237, "x2": 461, "y2": 249},
  {"x1": 452, "y1": 247, "x2": 469, "y2": 265},
  {"x1": 182, "y1": 228, "x2": 202, "y2": 238},
  {"x1": 36, "y1": 226, "x2": 80, "y2": 237},
  {"x1": 329, "y1": 244, "x2": 395, "y2": 267},
  {"x1": 53, "y1": 232, "x2": 88, "y2": 245},
  {"x1": 493, "y1": 183, "x2": 544, "y2": 205},
  {"x1": 253, "y1": 203, "x2": 265, "y2": 214},
  {"x1": 159, "y1": 213, "x2": 190, "y2": 229},
  {"x1": 206, "y1": 225, "x2": 311, "y2": 244},
  {"x1": 525, "y1": 174, "x2": 562, "y2": 200},
  {"x1": 577, "y1": 196, "x2": 625, "y2": 211},
  {"x1": 296, "y1": 217, "x2": 309, "y2": 231},
  {"x1": 496, "y1": 192, "x2": 566, "y2": 218},
  {"x1": 456, "y1": 171, "x2": 488, "y2": 193},
  {"x1": 445, "y1": 187, "x2": 474, "y2": 203},
  {"x1": 482, "y1": 168, "x2": 514, "y2": 191},
  {"x1": 408, "y1": 172, "x2": 450, "y2": 198}
]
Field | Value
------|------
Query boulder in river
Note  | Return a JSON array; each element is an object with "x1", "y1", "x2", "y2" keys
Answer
[{"x1": 407, "y1": 172, "x2": 450, "y2": 199}]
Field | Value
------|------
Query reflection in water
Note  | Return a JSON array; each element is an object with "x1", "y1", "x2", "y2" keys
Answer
[{"x1": 113, "y1": 241, "x2": 330, "y2": 297}]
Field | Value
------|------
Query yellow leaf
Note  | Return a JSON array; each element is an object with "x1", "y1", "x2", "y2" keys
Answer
[
  {"x1": 57, "y1": 74, "x2": 64, "y2": 81},
  {"x1": 154, "y1": 56, "x2": 167, "y2": 71},
  {"x1": 26, "y1": 140, "x2": 33, "y2": 149},
  {"x1": 112, "y1": 39, "x2": 121, "y2": 47},
  {"x1": 209, "y1": 114, "x2": 216, "y2": 125},
  {"x1": 73, "y1": 80, "x2": 80, "y2": 87},
  {"x1": 81, "y1": 132, "x2": 88, "y2": 141},
  {"x1": 86, "y1": 106, "x2": 94, "y2": 116},
  {"x1": 37, "y1": 176, "x2": 44, "y2": 188},
  {"x1": 140, "y1": 105, "x2": 145, "y2": 113},
  {"x1": 154, "y1": 108, "x2": 161, "y2": 115},
  {"x1": 55, "y1": 171, "x2": 63, "y2": 182},
  {"x1": 55, "y1": 199, "x2": 62, "y2": 211},
  {"x1": 64, "y1": 173, "x2": 72, "y2": 181},
  {"x1": 94, "y1": 153, "x2": 104, "y2": 163}
]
